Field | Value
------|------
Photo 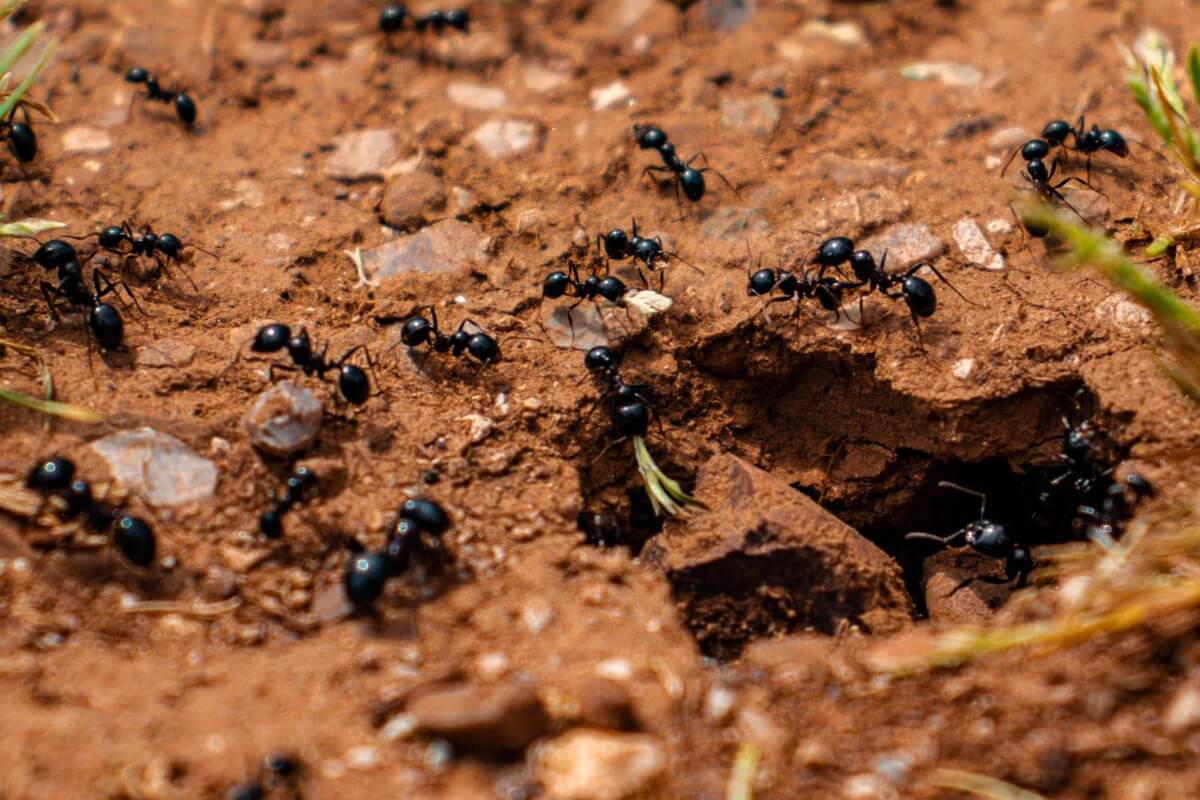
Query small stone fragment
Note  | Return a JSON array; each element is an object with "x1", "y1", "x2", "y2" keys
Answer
[
  {"x1": 523, "y1": 64, "x2": 568, "y2": 93},
  {"x1": 811, "y1": 154, "x2": 910, "y2": 186},
  {"x1": 91, "y1": 428, "x2": 218, "y2": 507},
  {"x1": 447, "y1": 82, "x2": 507, "y2": 111},
  {"x1": 542, "y1": 304, "x2": 619, "y2": 351},
  {"x1": 952, "y1": 218, "x2": 1005, "y2": 271},
  {"x1": 922, "y1": 548, "x2": 1009, "y2": 625},
  {"x1": 62, "y1": 126, "x2": 113, "y2": 154},
  {"x1": 408, "y1": 682, "x2": 549, "y2": 752},
  {"x1": 471, "y1": 119, "x2": 539, "y2": 159},
  {"x1": 134, "y1": 339, "x2": 196, "y2": 367},
  {"x1": 988, "y1": 126, "x2": 1035, "y2": 152},
  {"x1": 359, "y1": 219, "x2": 486, "y2": 282},
  {"x1": 590, "y1": 81, "x2": 631, "y2": 111},
  {"x1": 532, "y1": 729, "x2": 666, "y2": 800},
  {"x1": 379, "y1": 171, "x2": 446, "y2": 231},
  {"x1": 860, "y1": 223, "x2": 946, "y2": 272},
  {"x1": 802, "y1": 19, "x2": 865, "y2": 46},
  {"x1": 1094, "y1": 294, "x2": 1152, "y2": 332},
  {"x1": 952, "y1": 358, "x2": 975, "y2": 380},
  {"x1": 899, "y1": 61, "x2": 982, "y2": 87},
  {"x1": 1164, "y1": 683, "x2": 1200, "y2": 733},
  {"x1": 720, "y1": 97, "x2": 781, "y2": 139},
  {"x1": 324, "y1": 129, "x2": 399, "y2": 180},
  {"x1": 242, "y1": 382, "x2": 323, "y2": 457}
]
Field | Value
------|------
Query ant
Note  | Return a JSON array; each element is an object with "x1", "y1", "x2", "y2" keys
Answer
[
  {"x1": 345, "y1": 497, "x2": 451, "y2": 608},
  {"x1": 125, "y1": 67, "x2": 197, "y2": 126},
  {"x1": 227, "y1": 752, "x2": 302, "y2": 800},
  {"x1": 583, "y1": 345, "x2": 657, "y2": 443},
  {"x1": 259, "y1": 466, "x2": 316, "y2": 539},
  {"x1": 378, "y1": 4, "x2": 469, "y2": 60},
  {"x1": 817, "y1": 237, "x2": 974, "y2": 346},
  {"x1": 631, "y1": 123, "x2": 737, "y2": 217},
  {"x1": 745, "y1": 244, "x2": 862, "y2": 324},
  {"x1": 82, "y1": 222, "x2": 215, "y2": 290},
  {"x1": 543, "y1": 258, "x2": 630, "y2": 343},
  {"x1": 0, "y1": 107, "x2": 37, "y2": 165},
  {"x1": 906, "y1": 481, "x2": 1034, "y2": 593},
  {"x1": 1017, "y1": 157, "x2": 1103, "y2": 220},
  {"x1": 40, "y1": 265, "x2": 133, "y2": 351},
  {"x1": 400, "y1": 306, "x2": 500, "y2": 366},
  {"x1": 1002, "y1": 118, "x2": 1128, "y2": 183},
  {"x1": 25, "y1": 456, "x2": 157, "y2": 566},
  {"x1": 1073, "y1": 473, "x2": 1153, "y2": 540},
  {"x1": 597, "y1": 218, "x2": 698, "y2": 289},
  {"x1": 250, "y1": 324, "x2": 375, "y2": 406}
]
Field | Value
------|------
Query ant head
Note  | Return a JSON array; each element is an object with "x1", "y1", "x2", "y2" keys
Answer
[
  {"x1": 27, "y1": 456, "x2": 75, "y2": 492},
  {"x1": 1099, "y1": 129, "x2": 1129, "y2": 157},
  {"x1": 602, "y1": 229, "x2": 630, "y2": 259},
  {"x1": 344, "y1": 551, "x2": 389, "y2": 607},
  {"x1": 849, "y1": 249, "x2": 876, "y2": 281},
  {"x1": 34, "y1": 239, "x2": 77, "y2": 270},
  {"x1": 1025, "y1": 158, "x2": 1049, "y2": 183},
  {"x1": 124, "y1": 67, "x2": 149, "y2": 84},
  {"x1": 401, "y1": 315, "x2": 433, "y2": 346},
  {"x1": 584, "y1": 345, "x2": 620, "y2": 373},
  {"x1": 338, "y1": 364, "x2": 370, "y2": 405},
  {"x1": 611, "y1": 399, "x2": 650, "y2": 438},
  {"x1": 1041, "y1": 120, "x2": 1072, "y2": 145},
  {"x1": 597, "y1": 275, "x2": 626, "y2": 302},
  {"x1": 1020, "y1": 138, "x2": 1050, "y2": 162},
  {"x1": 747, "y1": 268, "x2": 777, "y2": 296},
  {"x1": 89, "y1": 303, "x2": 124, "y2": 350},
  {"x1": 7, "y1": 122, "x2": 36, "y2": 162},
  {"x1": 157, "y1": 233, "x2": 182, "y2": 259},
  {"x1": 901, "y1": 274, "x2": 936, "y2": 318},
  {"x1": 379, "y1": 4, "x2": 409, "y2": 32},
  {"x1": 445, "y1": 8, "x2": 469, "y2": 31},
  {"x1": 99, "y1": 226, "x2": 125, "y2": 249},
  {"x1": 251, "y1": 323, "x2": 290, "y2": 353},
  {"x1": 401, "y1": 498, "x2": 451, "y2": 535},
  {"x1": 633, "y1": 236, "x2": 660, "y2": 263},
  {"x1": 286, "y1": 329, "x2": 312, "y2": 360},
  {"x1": 543, "y1": 270, "x2": 571, "y2": 298},
  {"x1": 113, "y1": 515, "x2": 156, "y2": 566},
  {"x1": 816, "y1": 236, "x2": 853, "y2": 266},
  {"x1": 632, "y1": 124, "x2": 667, "y2": 150},
  {"x1": 965, "y1": 520, "x2": 1011, "y2": 558},
  {"x1": 467, "y1": 332, "x2": 500, "y2": 364}
]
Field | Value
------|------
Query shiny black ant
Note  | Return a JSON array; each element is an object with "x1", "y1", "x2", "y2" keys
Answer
[
  {"x1": 542, "y1": 258, "x2": 631, "y2": 343},
  {"x1": 40, "y1": 265, "x2": 134, "y2": 351},
  {"x1": 399, "y1": 306, "x2": 500, "y2": 366},
  {"x1": 1017, "y1": 157, "x2": 1105, "y2": 221},
  {"x1": 345, "y1": 497, "x2": 451, "y2": 608},
  {"x1": 583, "y1": 345, "x2": 656, "y2": 442},
  {"x1": 83, "y1": 222, "x2": 215, "y2": 290},
  {"x1": 1072, "y1": 473, "x2": 1153, "y2": 540},
  {"x1": 259, "y1": 466, "x2": 316, "y2": 539},
  {"x1": 1002, "y1": 118, "x2": 1128, "y2": 183},
  {"x1": 380, "y1": 4, "x2": 469, "y2": 34},
  {"x1": 0, "y1": 107, "x2": 37, "y2": 165},
  {"x1": 746, "y1": 243, "x2": 862, "y2": 324},
  {"x1": 250, "y1": 324, "x2": 375, "y2": 406},
  {"x1": 227, "y1": 752, "x2": 302, "y2": 800},
  {"x1": 25, "y1": 456, "x2": 157, "y2": 566},
  {"x1": 907, "y1": 481, "x2": 1034, "y2": 593},
  {"x1": 632, "y1": 123, "x2": 736, "y2": 217},
  {"x1": 597, "y1": 218, "x2": 698, "y2": 289},
  {"x1": 125, "y1": 67, "x2": 197, "y2": 126}
]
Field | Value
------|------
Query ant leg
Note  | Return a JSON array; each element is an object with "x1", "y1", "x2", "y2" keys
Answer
[
  {"x1": 910, "y1": 311, "x2": 926, "y2": 352},
  {"x1": 266, "y1": 362, "x2": 299, "y2": 383},
  {"x1": 565, "y1": 299, "x2": 585, "y2": 347},
  {"x1": 937, "y1": 480, "x2": 989, "y2": 519},
  {"x1": 1055, "y1": 175, "x2": 1108, "y2": 200},
  {"x1": 1047, "y1": 186, "x2": 1085, "y2": 220},
  {"x1": 999, "y1": 144, "x2": 1024, "y2": 177},
  {"x1": 158, "y1": 253, "x2": 200, "y2": 292},
  {"x1": 693, "y1": 152, "x2": 740, "y2": 198},
  {"x1": 671, "y1": 178, "x2": 686, "y2": 222},
  {"x1": 40, "y1": 281, "x2": 62, "y2": 321},
  {"x1": 663, "y1": 250, "x2": 704, "y2": 275},
  {"x1": 909, "y1": 262, "x2": 978, "y2": 306},
  {"x1": 905, "y1": 530, "x2": 968, "y2": 546},
  {"x1": 639, "y1": 165, "x2": 672, "y2": 188}
]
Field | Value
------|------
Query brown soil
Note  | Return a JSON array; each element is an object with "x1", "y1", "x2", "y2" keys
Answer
[{"x1": 3, "y1": 0, "x2": 1200, "y2": 797}]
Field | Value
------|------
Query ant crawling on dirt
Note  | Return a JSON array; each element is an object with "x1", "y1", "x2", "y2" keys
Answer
[
  {"x1": 125, "y1": 67, "x2": 197, "y2": 126},
  {"x1": 250, "y1": 324, "x2": 376, "y2": 406},
  {"x1": 0, "y1": 107, "x2": 37, "y2": 165},
  {"x1": 583, "y1": 345, "x2": 657, "y2": 442},
  {"x1": 25, "y1": 456, "x2": 157, "y2": 566},
  {"x1": 344, "y1": 497, "x2": 451, "y2": 608},
  {"x1": 597, "y1": 218, "x2": 699, "y2": 289},
  {"x1": 259, "y1": 466, "x2": 316, "y2": 539},
  {"x1": 745, "y1": 244, "x2": 862, "y2": 324},
  {"x1": 40, "y1": 265, "x2": 138, "y2": 351},
  {"x1": 78, "y1": 222, "x2": 216, "y2": 290},
  {"x1": 907, "y1": 481, "x2": 1034, "y2": 593},
  {"x1": 399, "y1": 306, "x2": 501, "y2": 366},
  {"x1": 543, "y1": 257, "x2": 632, "y2": 342},
  {"x1": 1073, "y1": 473, "x2": 1153, "y2": 540},
  {"x1": 631, "y1": 123, "x2": 737, "y2": 217},
  {"x1": 227, "y1": 752, "x2": 303, "y2": 800},
  {"x1": 380, "y1": 4, "x2": 469, "y2": 35},
  {"x1": 1004, "y1": 117, "x2": 1130, "y2": 184}
]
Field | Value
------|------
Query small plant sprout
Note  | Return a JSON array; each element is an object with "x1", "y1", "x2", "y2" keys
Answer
[{"x1": 634, "y1": 435, "x2": 704, "y2": 518}]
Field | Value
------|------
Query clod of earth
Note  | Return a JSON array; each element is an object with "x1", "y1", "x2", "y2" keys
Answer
[{"x1": 406, "y1": 681, "x2": 550, "y2": 753}]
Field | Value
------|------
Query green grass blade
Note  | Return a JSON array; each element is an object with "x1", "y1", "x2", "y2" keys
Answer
[
  {"x1": 0, "y1": 388, "x2": 104, "y2": 422},
  {"x1": 928, "y1": 769, "x2": 1050, "y2": 800},
  {"x1": 0, "y1": 21, "x2": 43, "y2": 78},
  {"x1": 1128, "y1": 78, "x2": 1172, "y2": 141},
  {"x1": 0, "y1": 218, "x2": 64, "y2": 237},
  {"x1": 0, "y1": 39, "x2": 53, "y2": 121},
  {"x1": 1189, "y1": 44, "x2": 1200, "y2": 107}
]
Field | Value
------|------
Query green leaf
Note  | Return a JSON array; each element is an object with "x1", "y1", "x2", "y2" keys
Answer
[
  {"x1": 1144, "y1": 236, "x2": 1174, "y2": 258},
  {"x1": 0, "y1": 39, "x2": 54, "y2": 121},
  {"x1": 0, "y1": 21, "x2": 43, "y2": 78},
  {"x1": 1129, "y1": 78, "x2": 1172, "y2": 141},
  {"x1": 0, "y1": 388, "x2": 104, "y2": 422},
  {"x1": 1190, "y1": 44, "x2": 1200, "y2": 108},
  {"x1": 0, "y1": 218, "x2": 65, "y2": 237}
]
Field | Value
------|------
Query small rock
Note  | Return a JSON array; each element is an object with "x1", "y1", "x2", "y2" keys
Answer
[
  {"x1": 843, "y1": 773, "x2": 899, "y2": 800},
  {"x1": 447, "y1": 82, "x2": 507, "y2": 111},
  {"x1": 860, "y1": 223, "x2": 946, "y2": 272},
  {"x1": 462, "y1": 414, "x2": 495, "y2": 445},
  {"x1": 242, "y1": 382, "x2": 323, "y2": 457},
  {"x1": 703, "y1": 685, "x2": 736, "y2": 724},
  {"x1": 590, "y1": 81, "x2": 631, "y2": 111},
  {"x1": 359, "y1": 219, "x2": 487, "y2": 282},
  {"x1": 542, "y1": 304, "x2": 620, "y2": 351},
  {"x1": 219, "y1": 179, "x2": 265, "y2": 213},
  {"x1": 642, "y1": 454, "x2": 911, "y2": 657},
  {"x1": 802, "y1": 19, "x2": 865, "y2": 46},
  {"x1": 700, "y1": 206, "x2": 768, "y2": 241},
  {"x1": 201, "y1": 564, "x2": 238, "y2": 601},
  {"x1": 380, "y1": 171, "x2": 446, "y2": 231},
  {"x1": 899, "y1": 61, "x2": 982, "y2": 87},
  {"x1": 324, "y1": 129, "x2": 399, "y2": 181},
  {"x1": 62, "y1": 126, "x2": 112, "y2": 154},
  {"x1": 516, "y1": 208, "x2": 546, "y2": 237},
  {"x1": 1164, "y1": 683, "x2": 1200, "y2": 733},
  {"x1": 1094, "y1": 294, "x2": 1152, "y2": 332},
  {"x1": 986, "y1": 218, "x2": 1014, "y2": 237},
  {"x1": 91, "y1": 428, "x2": 218, "y2": 507},
  {"x1": 471, "y1": 119, "x2": 539, "y2": 159},
  {"x1": 451, "y1": 186, "x2": 478, "y2": 216},
  {"x1": 814, "y1": 189, "x2": 910, "y2": 235},
  {"x1": 811, "y1": 153, "x2": 910, "y2": 186},
  {"x1": 549, "y1": 677, "x2": 637, "y2": 731},
  {"x1": 134, "y1": 339, "x2": 196, "y2": 367},
  {"x1": 952, "y1": 358, "x2": 975, "y2": 380},
  {"x1": 532, "y1": 729, "x2": 666, "y2": 800},
  {"x1": 988, "y1": 126, "x2": 1035, "y2": 152},
  {"x1": 408, "y1": 682, "x2": 549, "y2": 753},
  {"x1": 704, "y1": 0, "x2": 756, "y2": 31},
  {"x1": 311, "y1": 582, "x2": 354, "y2": 624},
  {"x1": 720, "y1": 97, "x2": 781, "y2": 139},
  {"x1": 523, "y1": 63, "x2": 568, "y2": 93},
  {"x1": 923, "y1": 548, "x2": 1009, "y2": 625},
  {"x1": 952, "y1": 218, "x2": 1005, "y2": 271}
]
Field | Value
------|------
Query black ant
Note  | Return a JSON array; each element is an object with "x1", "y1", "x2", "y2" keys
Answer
[
  {"x1": 380, "y1": 5, "x2": 469, "y2": 34},
  {"x1": 81, "y1": 222, "x2": 215, "y2": 290},
  {"x1": 125, "y1": 67, "x2": 197, "y2": 126},
  {"x1": 250, "y1": 324, "x2": 375, "y2": 406},
  {"x1": 632, "y1": 123, "x2": 737, "y2": 217},
  {"x1": 597, "y1": 218, "x2": 698, "y2": 289},
  {"x1": 907, "y1": 481, "x2": 1034, "y2": 593},
  {"x1": 543, "y1": 258, "x2": 631, "y2": 342},
  {"x1": 583, "y1": 345, "x2": 656, "y2": 442},
  {"x1": 1017, "y1": 157, "x2": 1104, "y2": 220},
  {"x1": 259, "y1": 466, "x2": 316, "y2": 539},
  {"x1": 0, "y1": 107, "x2": 37, "y2": 165},
  {"x1": 1002, "y1": 118, "x2": 1128, "y2": 183},
  {"x1": 399, "y1": 306, "x2": 500, "y2": 366},
  {"x1": 1072, "y1": 473, "x2": 1153, "y2": 540},
  {"x1": 227, "y1": 752, "x2": 302, "y2": 800},
  {"x1": 40, "y1": 265, "x2": 134, "y2": 351},
  {"x1": 25, "y1": 456, "x2": 157, "y2": 566},
  {"x1": 345, "y1": 497, "x2": 451, "y2": 608},
  {"x1": 746, "y1": 243, "x2": 862, "y2": 324}
]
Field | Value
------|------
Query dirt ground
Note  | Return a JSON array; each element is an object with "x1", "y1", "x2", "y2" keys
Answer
[{"x1": 4, "y1": 0, "x2": 1200, "y2": 797}]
